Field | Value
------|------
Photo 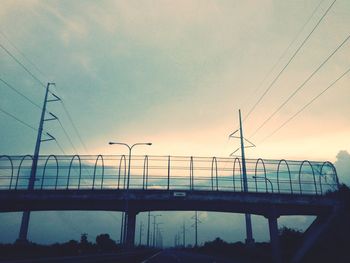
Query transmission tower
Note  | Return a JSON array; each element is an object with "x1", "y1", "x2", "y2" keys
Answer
[
  {"x1": 17, "y1": 83, "x2": 60, "y2": 243},
  {"x1": 229, "y1": 109, "x2": 255, "y2": 246}
]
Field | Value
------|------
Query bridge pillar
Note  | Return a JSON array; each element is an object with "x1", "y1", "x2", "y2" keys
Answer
[
  {"x1": 17, "y1": 211, "x2": 30, "y2": 243},
  {"x1": 267, "y1": 213, "x2": 281, "y2": 263},
  {"x1": 125, "y1": 210, "x2": 137, "y2": 248}
]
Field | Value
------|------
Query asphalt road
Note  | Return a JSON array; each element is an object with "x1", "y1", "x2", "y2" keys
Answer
[
  {"x1": 142, "y1": 250, "x2": 244, "y2": 263},
  {"x1": 0, "y1": 250, "x2": 157, "y2": 263},
  {"x1": 1, "y1": 249, "x2": 248, "y2": 263}
]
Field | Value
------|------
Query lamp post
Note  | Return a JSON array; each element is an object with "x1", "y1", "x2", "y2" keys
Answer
[
  {"x1": 109, "y1": 142, "x2": 152, "y2": 246},
  {"x1": 108, "y1": 142, "x2": 152, "y2": 189},
  {"x1": 253, "y1": 176, "x2": 274, "y2": 193},
  {"x1": 156, "y1": 227, "x2": 163, "y2": 248},
  {"x1": 139, "y1": 221, "x2": 143, "y2": 246},
  {"x1": 155, "y1": 222, "x2": 163, "y2": 247}
]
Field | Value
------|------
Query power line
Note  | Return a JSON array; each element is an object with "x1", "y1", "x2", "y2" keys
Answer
[
  {"x1": 60, "y1": 101, "x2": 90, "y2": 154},
  {"x1": 0, "y1": 77, "x2": 41, "y2": 110},
  {"x1": 0, "y1": 104, "x2": 67, "y2": 158},
  {"x1": 45, "y1": 83, "x2": 90, "y2": 154},
  {"x1": 1, "y1": 33, "x2": 89, "y2": 155},
  {"x1": 0, "y1": 29, "x2": 89, "y2": 156},
  {"x1": 239, "y1": 0, "x2": 325, "y2": 110},
  {"x1": 57, "y1": 119, "x2": 79, "y2": 154},
  {"x1": 250, "y1": 33, "x2": 350, "y2": 138},
  {"x1": 259, "y1": 67, "x2": 350, "y2": 143},
  {"x1": 55, "y1": 140, "x2": 67, "y2": 155},
  {"x1": 0, "y1": 83, "x2": 66, "y2": 155},
  {"x1": 243, "y1": 0, "x2": 337, "y2": 122},
  {"x1": 0, "y1": 42, "x2": 45, "y2": 88},
  {"x1": 0, "y1": 33, "x2": 83, "y2": 158},
  {"x1": 0, "y1": 107, "x2": 37, "y2": 131},
  {"x1": 0, "y1": 30, "x2": 47, "y2": 78}
]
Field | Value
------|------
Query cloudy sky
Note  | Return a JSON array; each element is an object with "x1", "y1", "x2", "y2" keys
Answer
[{"x1": 0, "y1": 0, "x2": 349, "y2": 246}]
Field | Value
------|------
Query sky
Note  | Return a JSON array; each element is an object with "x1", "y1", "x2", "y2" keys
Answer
[{"x1": 0, "y1": 0, "x2": 349, "y2": 246}]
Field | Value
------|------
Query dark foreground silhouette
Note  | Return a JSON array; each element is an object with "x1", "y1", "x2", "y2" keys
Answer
[
  {"x1": 1, "y1": 185, "x2": 350, "y2": 262},
  {"x1": 301, "y1": 184, "x2": 350, "y2": 263},
  {"x1": 0, "y1": 233, "x2": 156, "y2": 262},
  {"x1": 178, "y1": 227, "x2": 302, "y2": 263}
]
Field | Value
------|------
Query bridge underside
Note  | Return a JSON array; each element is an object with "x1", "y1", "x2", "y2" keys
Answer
[
  {"x1": 0, "y1": 189, "x2": 341, "y2": 263},
  {"x1": 0, "y1": 189, "x2": 338, "y2": 217}
]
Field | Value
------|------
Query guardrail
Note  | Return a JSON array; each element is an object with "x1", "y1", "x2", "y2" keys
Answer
[{"x1": 0, "y1": 155, "x2": 339, "y2": 195}]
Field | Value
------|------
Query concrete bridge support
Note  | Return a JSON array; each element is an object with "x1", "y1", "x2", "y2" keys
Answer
[
  {"x1": 267, "y1": 213, "x2": 281, "y2": 263},
  {"x1": 17, "y1": 211, "x2": 30, "y2": 243},
  {"x1": 125, "y1": 210, "x2": 137, "y2": 248}
]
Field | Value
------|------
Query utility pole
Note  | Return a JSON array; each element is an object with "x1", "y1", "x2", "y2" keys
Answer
[
  {"x1": 147, "y1": 212, "x2": 151, "y2": 246},
  {"x1": 120, "y1": 212, "x2": 125, "y2": 244},
  {"x1": 17, "y1": 83, "x2": 58, "y2": 243},
  {"x1": 174, "y1": 232, "x2": 181, "y2": 247},
  {"x1": 157, "y1": 230, "x2": 163, "y2": 248},
  {"x1": 238, "y1": 109, "x2": 254, "y2": 246},
  {"x1": 182, "y1": 221, "x2": 186, "y2": 247},
  {"x1": 139, "y1": 221, "x2": 143, "y2": 246},
  {"x1": 151, "y1": 214, "x2": 161, "y2": 247},
  {"x1": 153, "y1": 216, "x2": 156, "y2": 247},
  {"x1": 195, "y1": 212, "x2": 198, "y2": 247},
  {"x1": 156, "y1": 226, "x2": 160, "y2": 247},
  {"x1": 228, "y1": 110, "x2": 255, "y2": 246},
  {"x1": 192, "y1": 211, "x2": 201, "y2": 247}
]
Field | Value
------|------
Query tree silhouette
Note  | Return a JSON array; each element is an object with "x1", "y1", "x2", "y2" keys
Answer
[{"x1": 96, "y1": 234, "x2": 116, "y2": 252}]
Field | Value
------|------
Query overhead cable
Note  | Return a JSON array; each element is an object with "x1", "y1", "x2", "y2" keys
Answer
[
  {"x1": 260, "y1": 67, "x2": 350, "y2": 143},
  {"x1": 0, "y1": 30, "x2": 47, "y2": 78},
  {"x1": 250, "y1": 33, "x2": 350, "y2": 138},
  {"x1": 243, "y1": 0, "x2": 337, "y2": 122},
  {"x1": 239, "y1": 0, "x2": 325, "y2": 110},
  {"x1": 0, "y1": 42, "x2": 45, "y2": 87},
  {"x1": 0, "y1": 77, "x2": 41, "y2": 110},
  {"x1": 60, "y1": 101, "x2": 90, "y2": 154},
  {"x1": 0, "y1": 107, "x2": 38, "y2": 131}
]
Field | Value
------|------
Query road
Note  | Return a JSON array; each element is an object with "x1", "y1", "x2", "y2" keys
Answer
[
  {"x1": 1, "y1": 249, "x2": 250, "y2": 263},
  {"x1": 0, "y1": 250, "x2": 157, "y2": 263},
  {"x1": 142, "y1": 250, "x2": 246, "y2": 263}
]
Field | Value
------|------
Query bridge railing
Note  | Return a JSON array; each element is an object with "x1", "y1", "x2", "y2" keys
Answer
[{"x1": 0, "y1": 155, "x2": 339, "y2": 195}]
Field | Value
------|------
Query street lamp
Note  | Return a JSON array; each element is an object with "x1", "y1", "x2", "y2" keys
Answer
[
  {"x1": 109, "y1": 142, "x2": 152, "y2": 189},
  {"x1": 156, "y1": 227, "x2": 164, "y2": 248},
  {"x1": 109, "y1": 142, "x2": 152, "y2": 246},
  {"x1": 253, "y1": 176, "x2": 274, "y2": 193},
  {"x1": 155, "y1": 222, "x2": 163, "y2": 247}
]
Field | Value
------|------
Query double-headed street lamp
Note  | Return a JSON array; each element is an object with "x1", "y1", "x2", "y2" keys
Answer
[
  {"x1": 109, "y1": 142, "x2": 152, "y2": 246},
  {"x1": 109, "y1": 142, "x2": 152, "y2": 189}
]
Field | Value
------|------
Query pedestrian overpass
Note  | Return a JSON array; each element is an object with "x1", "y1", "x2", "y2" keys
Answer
[{"x1": 0, "y1": 155, "x2": 342, "y2": 262}]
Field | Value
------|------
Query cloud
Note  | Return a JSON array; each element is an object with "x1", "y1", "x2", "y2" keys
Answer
[
  {"x1": 38, "y1": 2, "x2": 88, "y2": 46},
  {"x1": 334, "y1": 150, "x2": 350, "y2": 186},
  {"x1": 0, "y1": 0, "x2": 40, "y2": 19},
  {"x1": 104, "y1": 0, "x2": 274, "y2": 54},
  {"x1": 71, "y1": 52, "x2": 95, "y2": 73}
]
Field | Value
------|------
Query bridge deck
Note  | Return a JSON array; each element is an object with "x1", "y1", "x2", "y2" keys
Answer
[{"x1": 0, "y1": 189, "x2": 339, "y2": 217}]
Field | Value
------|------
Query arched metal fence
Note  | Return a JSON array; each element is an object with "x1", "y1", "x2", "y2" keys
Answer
[{"x1": 0, "y1": 155, "x2": 339, "y2": 195}]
